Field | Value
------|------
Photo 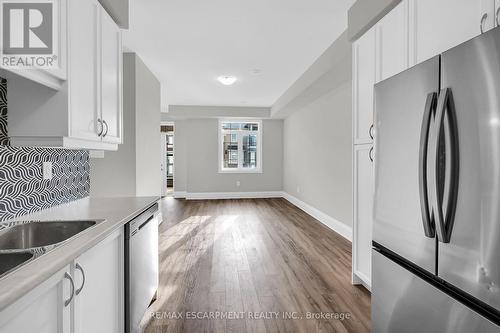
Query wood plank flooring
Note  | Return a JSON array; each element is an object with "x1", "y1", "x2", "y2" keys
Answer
[{"x1": 142, "y1": 198, "x2": 370, "y2": 333}]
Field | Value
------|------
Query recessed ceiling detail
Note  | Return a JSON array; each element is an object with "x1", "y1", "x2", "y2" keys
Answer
[{"x1": 123, "y1": 0, "x2": 355, "y2": 107}]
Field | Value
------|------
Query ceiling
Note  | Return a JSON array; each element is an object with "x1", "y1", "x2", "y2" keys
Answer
[{"x1": 123, "y1": 0, "x2": 354, "y2": 108}]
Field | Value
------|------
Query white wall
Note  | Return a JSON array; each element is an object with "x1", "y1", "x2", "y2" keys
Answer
[
  {"x1": 91, "y1": 53, "x2": 161, "y2": 197},
  {"x1": 172, "y1": 118, "x2": 283, "y2": 194},
  {"x1": 281, "y1": 31, "x2": 353, "y2": 227}
]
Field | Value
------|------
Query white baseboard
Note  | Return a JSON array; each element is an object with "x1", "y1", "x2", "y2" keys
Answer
[
  {"x1": 171, "y1": 190, "x2": 352, "y2": 243},
  {"x1": 173, "y1": 191, "x2": 187, "y2": 198},
  {"x1": 282, "y1": 192, "x2": 352, "y2": 242},
  {"x1": 352, "y1": 271, "x2": 371, "y2": 291},
  {"x1": 185, "y1": 191, "x2": 283, "y2": 200}
]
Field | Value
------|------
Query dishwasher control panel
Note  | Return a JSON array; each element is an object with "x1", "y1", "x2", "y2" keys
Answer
[{"x1": 126, "y1": 203, "x2": 159, "y2": 238}]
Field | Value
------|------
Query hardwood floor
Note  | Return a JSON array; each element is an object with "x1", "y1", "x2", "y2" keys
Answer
[{"x1": 142, "y1": 198, "x2": 370, "y2": 333}]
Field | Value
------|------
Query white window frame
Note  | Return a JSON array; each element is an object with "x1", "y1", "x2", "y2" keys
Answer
[{"x1": 218, "y1": 119, "x2": 263, "y2": 173}]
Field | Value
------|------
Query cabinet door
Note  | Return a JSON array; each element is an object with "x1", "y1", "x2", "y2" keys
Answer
[
  {"x1": 410, "y1": 0, "x2": 492, "y2": 64},
  {"x1": 68, "y1": 0, "x2": 100, "y2": 142},
  {"x1": 73, "y1": 229, "x2": 124, "y2": 333},
  {"x1": 353, "y1": 144, "x2": 374, "y2": 288},
  {"x1": 0, "y1": 266, "x2": 72, "y2": 333},
  {"x1": 375, "y1": 0, "x2": 409, "y2": 82},
  {"x1": 353, "y1": 27, "x2": 376, "y2": 145},
  {"x1": 100, "y1": 8, "x2": 123, "y2": 144},
  {"x1": 496, "y1": 0, "x2": 500, "y2": 28}
]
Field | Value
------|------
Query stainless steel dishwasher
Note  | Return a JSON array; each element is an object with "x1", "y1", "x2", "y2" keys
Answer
[{"x1": 125, "y1": 203, "x2": 159, "y2": 333}]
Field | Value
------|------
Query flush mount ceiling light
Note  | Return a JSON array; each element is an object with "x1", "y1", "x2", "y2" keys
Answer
[{"x1": 217, "y1": 76, "x2": 237, "y2": 86}]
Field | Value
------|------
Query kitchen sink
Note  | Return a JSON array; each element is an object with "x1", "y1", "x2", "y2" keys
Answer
[
  {"x1": 0, "y1": 220, "x2": 99, "y2": 250},
  {"x1": 0, "y1": 252, "x2": 34, "y2": 276}
]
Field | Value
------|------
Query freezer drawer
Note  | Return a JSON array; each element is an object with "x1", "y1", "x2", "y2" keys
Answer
[{"x1": 372, "y1": 251, "x2": 500, "y2": 333}]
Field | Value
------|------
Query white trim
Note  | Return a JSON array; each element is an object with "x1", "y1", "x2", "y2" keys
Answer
[
  {"x1": 282, "y1": 192, "x2": 352, "y2": 242},
  {"x1": 9, "y1": 136, "x2": 118, "y2": 151},
  {"x1": 218, "y1": 119, "x2": 263, "y2": 173},
  {"x1": 185, "y1": 191, "x2": 282, "y2": 200},
  {"x1": 173, "y1": 191, "x2": 187, "y2": 198},
  {"x1": 171, "y1": 190, "x2": 353, "y2": 242},
  {"x1": 352, "y1": 271, "x2": 372, "y2": 291}
]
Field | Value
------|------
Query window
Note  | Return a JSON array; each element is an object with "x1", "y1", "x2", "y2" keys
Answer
[{"x1": 219, "y1": 120, "x2": 262, "y2": 173}]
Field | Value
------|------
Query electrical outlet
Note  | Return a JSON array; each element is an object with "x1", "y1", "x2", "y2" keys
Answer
[
  {"x1": 297, "y1": 186, "x2": 301, "y2": 194},
  {"x1": 236, "y1": 181, "x2": 241, "y2": 187},
  {"x1": 43, "y1": 162, "x2": 53, "y2": 180}
]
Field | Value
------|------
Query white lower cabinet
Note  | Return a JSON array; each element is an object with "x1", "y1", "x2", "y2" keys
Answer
[
  {"x1": 352, "y1": 144, "x2": 374, "y2": 289},
  {"x1": 0, "y1": 228, "x2": 124, "y2": 333},
  {"x1": 0, "y1": 265, "x2": 72, "y2": 333},
  {"x1": 72, "y1": 229, "x2": 124, "y2": 333}
]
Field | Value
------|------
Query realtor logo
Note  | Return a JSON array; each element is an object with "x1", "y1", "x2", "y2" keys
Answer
[{"x1": 1, "y1": 0, "x2": 57, "y2": 69}]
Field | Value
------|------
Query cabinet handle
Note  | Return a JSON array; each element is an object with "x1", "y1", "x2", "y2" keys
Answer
[
  {"x1": 496, "y1": 7, "x2": 500, "y2": 26},
  {"x1": 480, "y1": 13, "x2": 488, "y2": 33},
  {"x1": 97, "y1": 118, "x2": 104, "y2": 137},
  {"x1": 75, "y1": 263, "x2": 86, "y2": 295},
  {"x1": 64, "y1": 272, "x2": 75, "y2": 307},
  {"x1": 369, "y1": 147, "x2": 374, "y2": 162},
  {"x1": 369, "y1": 124, "x2": 375, "y2": 140},
  {"x1": 103, "y1": 119, "x2": 109, "y2": 137}
]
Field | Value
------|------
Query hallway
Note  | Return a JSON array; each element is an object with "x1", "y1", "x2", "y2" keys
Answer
[{"x1": 142, "y1": 198, "x2": 370, "y2": 333}]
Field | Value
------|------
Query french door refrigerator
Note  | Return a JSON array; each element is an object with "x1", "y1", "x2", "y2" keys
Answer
[{"x1": 372, "y1": 26, "x2": 500, "y2": 332}]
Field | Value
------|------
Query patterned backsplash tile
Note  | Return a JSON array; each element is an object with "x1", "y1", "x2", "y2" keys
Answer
[
  {"x1": 0, "y1": 78, "x2": 8, "y2": 146},
  {"x1": 0, "y1": 77, "x2": 90, "y2": 221}
]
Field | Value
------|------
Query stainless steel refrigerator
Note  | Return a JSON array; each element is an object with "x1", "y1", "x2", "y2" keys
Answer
[{"x1": 372, "y1": 26, "x2": 500, "y2": 332}]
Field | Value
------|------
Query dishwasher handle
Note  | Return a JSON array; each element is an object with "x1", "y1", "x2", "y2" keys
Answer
[
  {"x1": 138, "y1": 215, "x2": 155, "y2": 231},
  {"x1": 127, "y1": 203, "x2": 159, "y2": 239}
]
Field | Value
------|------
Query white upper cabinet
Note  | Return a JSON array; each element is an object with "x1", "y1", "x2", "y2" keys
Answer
[
  {"x1": 7, "y1": 0, "x2": 122, "y2": 151},
  {"x1": 375, "y1": 0, "x2": 409, "y2": 83},
  {"x1": 353, "y1": 0, "x2": 410, "y2": 145},
  {"x1": 409, "y1": 0, "x2": 494, "y2": 65},
  {"x1": 100, "y1": 8, "x2": 123, "y2": 144},
  {"x1": 0, "y1": 0, "x2": 68, "y2": 90},
  {"x1": 353, "y1": 26, "x2": 376, "y2": 145},
  {"x1": 68, "y1": 0, "x2": 100, "y2": 142}
]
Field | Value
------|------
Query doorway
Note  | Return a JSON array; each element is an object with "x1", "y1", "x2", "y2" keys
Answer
[{"x1": 160, "y1": 123, "x2": 174, "y2": 197}]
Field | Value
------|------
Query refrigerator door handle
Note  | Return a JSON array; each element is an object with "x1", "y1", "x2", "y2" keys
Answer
[
  {"x1": 418, "y1": 92, "x2": 437, "y2": 238},
  {"x1": 432, "y1": 88, "x2": 460, "y2": 243}
]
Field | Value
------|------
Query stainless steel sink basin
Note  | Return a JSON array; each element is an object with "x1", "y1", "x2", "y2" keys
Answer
[
  {"x1": 0, "y1": 252, "x2": 34, "y2": 276},
  {"x1": 0, "y1": 220, "x2": 98, "y2": 250}
]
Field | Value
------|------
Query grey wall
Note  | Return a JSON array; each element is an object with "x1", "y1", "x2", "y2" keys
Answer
[
  {"x1": 91, "y1": 53, "x2": 161, "y2": 197},
  {"x1": 135, "y1": 55, "x2": 161, "y2": 196},
  {"x1": 91, "y1": 55, "x2": 136, "y2": 197},
  {"x1": 173, "y1": 118, "x2": 283, "y2": 194},
  {"x1": 348, "y1": 0, "x2": 401, "y2": 41},
  {"x1": 281, "y1": 33, "x2": 353, "y2": 227},
  {"x1": 164, "y1": 105, "x2": 271, "y2": 120}
]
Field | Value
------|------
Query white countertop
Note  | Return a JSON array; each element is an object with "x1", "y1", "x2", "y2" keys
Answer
[{"x1": 0, "y1": 196, "x2": 160, "y2": 312}]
